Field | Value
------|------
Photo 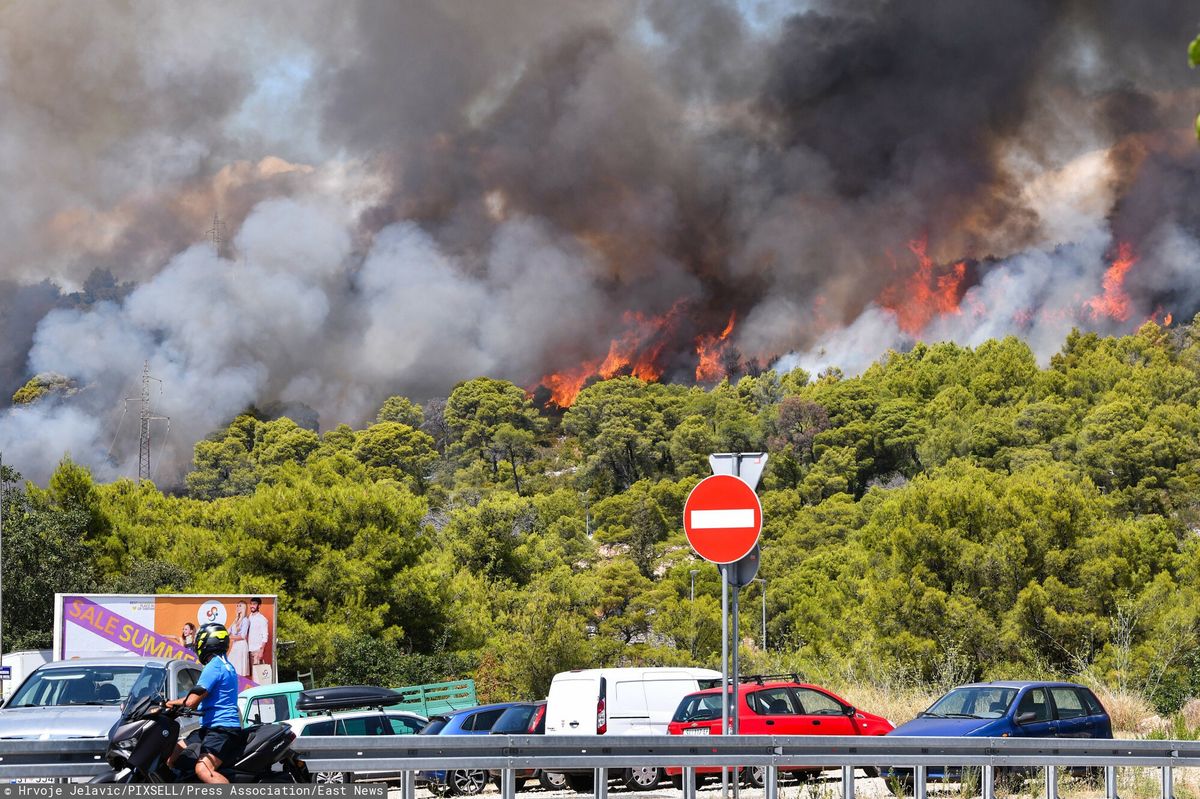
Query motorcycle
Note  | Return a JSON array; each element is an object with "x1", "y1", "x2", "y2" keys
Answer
[{"x1": 90, "y1": 664, "x2": 310, "y2": 784}]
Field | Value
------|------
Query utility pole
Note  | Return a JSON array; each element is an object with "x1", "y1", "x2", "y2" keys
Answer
[
  {"x1": 0, "y1": 450, "x2": 5, "y2": 675},
  {"x1": 130, "y1": 362, "x2": 169, "y2": 482},
  {"x1": 206, "y1": 212, "x2": 227, "y2": 259},
  {"x1": 755, "y1": 577, "x2": 767, "y2": 650}
]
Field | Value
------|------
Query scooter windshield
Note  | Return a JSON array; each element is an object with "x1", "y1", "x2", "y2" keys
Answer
[{"x1": 121, "y1": 665, "x2": 169, "y2": 721}]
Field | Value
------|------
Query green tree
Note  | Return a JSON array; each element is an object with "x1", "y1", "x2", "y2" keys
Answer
[
  {"x1": 352, "y1": 422, "x2": 438, "y2": 492},
  {"x1": 1, "y1": 466, "x2": 100, "y2": 649},
  {"x1": 376, "y1": 395, "x2": 424, "y2": 428},
  {"x1": 445, "y1": 378, "x2": 544, "y2": 483}
]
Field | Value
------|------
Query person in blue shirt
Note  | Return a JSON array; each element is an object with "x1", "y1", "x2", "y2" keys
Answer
[{"x1": 166, "y1": 622, "x2": 241, "y2": 783}]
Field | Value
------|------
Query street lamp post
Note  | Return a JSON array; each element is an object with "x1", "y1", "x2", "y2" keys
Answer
[
  {"x1": 689, "y1": 570, "x2": 699, "y2": 602},
  {"x1": 754, "y1": 577, "x2": 767, "y2": 650}
]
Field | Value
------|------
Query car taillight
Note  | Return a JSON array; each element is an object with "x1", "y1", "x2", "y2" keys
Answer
[
  {"x1": 530, "y1": 704, "x2": 546, "y2": 733},
  {"x1": 597, "y1": 676, "x2": 608, "y2": 734}
]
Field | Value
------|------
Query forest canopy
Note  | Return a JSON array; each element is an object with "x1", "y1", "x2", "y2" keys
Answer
[{"x1": 3, "y1": 320, "x2": 1199, "y2": 712}]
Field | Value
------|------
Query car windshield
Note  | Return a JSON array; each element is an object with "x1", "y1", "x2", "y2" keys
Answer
[
  {"x1": 922, "y1": 687, "x2": 1018, "y2": 719},
  {"x1": 7, "y1": 665, "x2": 149, "y2": 708},
  {"x1": 673, "y1": 693, "x2": 722, "y2": 723},
  {"x1": 491, "y1": 705, "x2": 537, "y2": 734}
]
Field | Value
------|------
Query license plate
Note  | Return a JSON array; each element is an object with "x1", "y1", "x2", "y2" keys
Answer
[{"x1": 683, "y1": 727, "x2": 710, "y2": 735}]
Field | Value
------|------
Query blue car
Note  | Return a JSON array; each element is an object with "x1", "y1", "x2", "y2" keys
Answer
[
  {"x1": 884, "y1": 681, "x2": 1112, "y2": 788},
  {"x1": 417, "y1": 702, "x2": 525, "y2": 795}
]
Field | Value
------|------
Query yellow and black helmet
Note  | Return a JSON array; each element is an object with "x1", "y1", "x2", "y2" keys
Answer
[{"x1": 194, "y1": 622, "x2": 230, "y2": 664}]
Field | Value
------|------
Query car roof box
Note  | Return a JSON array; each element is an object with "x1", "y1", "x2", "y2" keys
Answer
[{"x1": 296, "y1": 685, "x2": 405, "y2": 712}]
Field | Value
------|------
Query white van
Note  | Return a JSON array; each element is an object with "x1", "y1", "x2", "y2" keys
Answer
[
  {"x1": 545, "y1": 667, "x2": 722, "y2": 791},
  {"x1": 1, "y1": 650, "x2": 51, "y2": 703}
]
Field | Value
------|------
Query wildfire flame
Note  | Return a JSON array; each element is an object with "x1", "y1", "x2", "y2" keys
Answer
[
  {"x1": 878, "y1": 237, "x2": 967, "y2": 335},
  {"x1": 1086, "y1": 243, "x2": 1137, "y2": 322},
  {"x1": 536, "y1": 304, "x2": 683, "y2": 407},
  {"x1": 695, "y1": 313, "x2": 736, "y2": 382},
  {"x1": 535, "y1": 303, "x2": 740, "y2": 407}
]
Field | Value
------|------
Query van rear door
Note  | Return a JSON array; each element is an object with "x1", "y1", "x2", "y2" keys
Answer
[
  {"x1": 546, "y1": 675, "x2": 600, "y2": 734},
  {"x1": 642, "y1": 675, "x2": 704, "y2": 734}
]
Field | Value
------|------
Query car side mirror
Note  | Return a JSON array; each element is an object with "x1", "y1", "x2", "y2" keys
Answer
[
  {"x1": 1016, "y1": 711, "x2": 1037, "y2": 724},
  {"x1": 843, "y1": 705, "x2": 856, "y2": 716}
]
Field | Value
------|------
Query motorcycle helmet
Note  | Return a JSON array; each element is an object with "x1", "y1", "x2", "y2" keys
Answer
[{"x1": 194, "y1": 622, "x2": 230, "y2": 664}]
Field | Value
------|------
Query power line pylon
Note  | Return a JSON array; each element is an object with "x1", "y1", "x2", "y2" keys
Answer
[
  {"x1": 206, "y1": 212, "x2": 228, "y2": 258},
  {"x1": 129, "y1": 361, "x2": 169, "y2": 481}
]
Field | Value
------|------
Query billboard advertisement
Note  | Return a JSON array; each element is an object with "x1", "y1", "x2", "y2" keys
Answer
[{"x1": 54, "y1": 594, "x2": 278, "y2": 688}]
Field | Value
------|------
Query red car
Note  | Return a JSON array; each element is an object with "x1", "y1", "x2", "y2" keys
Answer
[{"x1": 665, "y1": 675, "x2": 893, "y2": 789}]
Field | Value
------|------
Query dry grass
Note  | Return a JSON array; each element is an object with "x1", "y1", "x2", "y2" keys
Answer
[
  {"x1": 829, "y1": 682, "x2": 938, "y2": 727},
  {"x1": 1086, "y1": 685, "x2": 1156, "y2": 736},
  {"x1": 1182, "y1": 699, "x2": 1200, "y2": 734}
]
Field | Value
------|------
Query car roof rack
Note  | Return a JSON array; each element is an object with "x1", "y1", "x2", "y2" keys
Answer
[
  {"x1": 296, "y1": 685, "x2": 406, "y2": 713},
  {"x1": 737, "y1": 673, "x2": 803, "y2": 685}
]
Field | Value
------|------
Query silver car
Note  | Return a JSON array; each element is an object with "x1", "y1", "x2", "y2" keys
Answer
[{"x1": 0, "y1": 656, "x2": 203, "y2": 739}]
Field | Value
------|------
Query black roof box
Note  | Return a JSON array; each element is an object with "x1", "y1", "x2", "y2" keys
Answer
[{"x1": 296, "y1": 685, "x2": 405, "y2": 713}]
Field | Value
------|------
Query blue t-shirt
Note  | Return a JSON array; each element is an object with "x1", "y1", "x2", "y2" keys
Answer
[{"x1": 196, "y1": 655, "x2": 241, "y2": 728}]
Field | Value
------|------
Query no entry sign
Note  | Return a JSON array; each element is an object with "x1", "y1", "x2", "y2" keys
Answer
[{"x1": 683, "y1": 474, "x2": 763, "y2": 564}]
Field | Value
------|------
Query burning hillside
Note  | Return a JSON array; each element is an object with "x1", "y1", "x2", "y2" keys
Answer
[{"x1": 1, "y1": 0, "x2": 1199, "y2": 483}]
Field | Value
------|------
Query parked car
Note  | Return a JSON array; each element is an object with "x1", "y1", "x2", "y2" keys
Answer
[
  {"x1": 666, "y1": 675, "x2": 893, "y2": 789},
  {"x1": 485, "y1": 701, "x2": 566, "y2": 791},
  {"x1": 0, "y1": 656, "x2": 201, "y2": 739},
  {"x1": 284, "y1": 706, "x2": 427, "y2": 784},
  {"x1": 545, "y1": 666, "x2": 723, "y2": 792},
  {"x1": 239, "y1": 678, "x2": 478, "y2": 726},
  {"x1": 0, "y1": 650, "x2": 52, "y2": 703},
  {"x1": 418, "y1": 702, "x2": 526, "y2": 796},
  {"x1": 883, "y1": 681, "x2": 1112, "y2": 791}
]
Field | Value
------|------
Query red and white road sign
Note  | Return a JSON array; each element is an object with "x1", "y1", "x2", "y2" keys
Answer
[{"x1": 683, "y1": 474, "x2": 762, "y2": 564}]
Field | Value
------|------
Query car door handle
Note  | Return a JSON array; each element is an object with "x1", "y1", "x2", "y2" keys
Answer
[
  {"x1": 765, "y1": 720, "x2": 775, "y2": 726},
  {"x1": 811, "y1": 720, "x2": 821, "y2": 726},
  {"x1": 569, "y1": 721, "x2": 579, "y2": 728}
]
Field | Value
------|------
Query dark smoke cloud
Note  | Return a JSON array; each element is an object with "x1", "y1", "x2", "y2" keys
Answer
[{"x1": 1, "y1": 0, "x2": 1199, "y2": 484}]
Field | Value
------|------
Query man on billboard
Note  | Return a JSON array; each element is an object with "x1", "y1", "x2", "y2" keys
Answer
[{"x1": 247, "y1": 597, "x2": 270, "y2": 677}]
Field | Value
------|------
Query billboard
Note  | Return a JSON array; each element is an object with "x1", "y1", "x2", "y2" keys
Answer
[{"x1": 54, "y1": 594, "x2": 278, "y2": 688}]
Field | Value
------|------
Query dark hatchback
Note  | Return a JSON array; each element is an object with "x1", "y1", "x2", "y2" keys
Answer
[
  {"x1": 417, "y1": 702, "x2": 525, "y2": 795},
  {"x1": 485, "y1": 701, "x2": 567, "y2": 791},
  {"x1": 884, "y1": 681, "x2": 1112, "y2": 785}
]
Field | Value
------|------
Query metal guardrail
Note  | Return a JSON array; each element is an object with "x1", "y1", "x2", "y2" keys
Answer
[{"x1": 1, "y1": 735, "x2": 1197, "y2": 799}]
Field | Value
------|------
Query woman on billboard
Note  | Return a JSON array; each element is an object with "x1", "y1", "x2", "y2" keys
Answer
[{"x1": 227, "y1": 601, "x2": 251, "y2": 678}]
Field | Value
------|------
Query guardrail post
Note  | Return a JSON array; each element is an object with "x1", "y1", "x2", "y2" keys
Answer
[
  {"x1": 915, "y1": 765, "x2": 927, "y2": 799},
  {"x1": 594, "y1": 767, "x2": 608, "y2": 799},
  {"x1": 401, "y1": 770, "x2": 415, "y2": 799},
  {"x1": 684, "y1": 767, "x2": 698, "y2": 799},
  {"x1": 501, "y1": 768, "x2": 517, "y2": 799},
  {"x1": 1161, "y1": 766, "x2": 1173, "y2": 799},
  {"x1": 765, "y1": 766, "x2": 778, "y2": 799},
  {"x1": 982, "y1": 765, "x2": 995, "y2": 799},
  {"x1": 1045, "y1": 765, "x2": 1058, "y2": 799},
  {"x1": 1106, "y1": 766, "x2": 1119, "y2": 799},
  {"x1": 842, "y1": 765, "x2": 855, "y2": 799}
]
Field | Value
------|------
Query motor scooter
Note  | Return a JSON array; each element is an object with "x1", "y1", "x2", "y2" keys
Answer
[{"x1": 90, "y1": 664, "x2": 309, "y2": 784}]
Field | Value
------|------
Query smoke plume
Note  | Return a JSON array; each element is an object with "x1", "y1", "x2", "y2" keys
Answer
[{"x1": 1, "y1": 0, "x2": 1199, "y2": 484}]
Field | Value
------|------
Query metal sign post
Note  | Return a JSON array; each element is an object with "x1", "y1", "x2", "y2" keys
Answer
[{"x1": 700, "y1": 451, "x2": 768, "y2": 791}]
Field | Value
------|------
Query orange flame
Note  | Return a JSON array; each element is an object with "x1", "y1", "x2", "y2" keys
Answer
[
  {"x1": 1086, "y1": 243, "x2": 1136, "y2": 322},
  {"x1": 536, "y1": 304, "x2": 687, "y2": 407},
  {"x1": 535, "y1": 303, "x2": 744, "y2": 407},
  {"x1": 539, "y1": 365, "x2": 598, "y2": 408},
  {"x1": 695, "y1": 313, "x2": 736, "y2": 382},
  {"x1": 878, "y1": 237, "x2": 967, "y2": 334}
]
